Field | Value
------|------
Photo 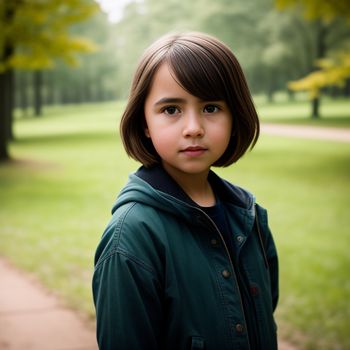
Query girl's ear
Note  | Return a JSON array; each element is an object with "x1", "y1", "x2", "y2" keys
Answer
[{"x1": 144, "y1": 127, "x2": 151, "y2": 138}]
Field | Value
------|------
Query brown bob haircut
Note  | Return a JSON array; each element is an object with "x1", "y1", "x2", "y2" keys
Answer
[{"x1": 120, "y1": 32, "x2": 259, "y2": 168}]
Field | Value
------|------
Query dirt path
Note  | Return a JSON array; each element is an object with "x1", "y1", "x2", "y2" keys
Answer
[
  {"x1": 0, "y1": 257, "x2": 300, "y2": 350},
  {"x1": 0, "y1": 258, "x2": 97, "y2": 350},
  {"x1": 261, "y1": 123, "x2": 350, "y2": 143}
]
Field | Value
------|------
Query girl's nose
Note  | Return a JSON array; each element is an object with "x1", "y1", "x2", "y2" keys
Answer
[{"x1": 182, "y1": 113, "x2": 204, "y2": 138}]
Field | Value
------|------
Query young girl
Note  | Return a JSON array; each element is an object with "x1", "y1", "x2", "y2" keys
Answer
[{"x1": 93, "y1": 32, "x2": 278, "y2": 350}]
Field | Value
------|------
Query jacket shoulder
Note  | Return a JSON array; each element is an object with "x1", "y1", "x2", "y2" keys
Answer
[{"x1": 94, "y1": 201, "x2": 166, "y2": 275}]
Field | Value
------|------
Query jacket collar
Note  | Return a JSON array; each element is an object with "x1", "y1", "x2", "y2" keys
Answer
[
  {"x1": 135, "y1": 165, "x2": 193, "y2": 206},
  {"x1": 135, "y1": 165, "x2": 254, "y2": 210},
  {"x1": 134, "y1": 166, "x2": 256, "y2": 247}
]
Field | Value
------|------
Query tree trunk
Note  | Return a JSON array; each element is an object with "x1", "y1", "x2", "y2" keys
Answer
[
  {"x1": 0, "y1": 2, "x2": 16, "y2": 161},
  {"x1": 0, "y1": 71, "x2": 10, "y2": 161},
  {"x1": 311, "y1": 97, "x2": 320, "y2": 119},
  {"x1": 310, "y1": 20, "x2": 328, "y2": 119},
  {"x1": 5, "y1": 69, "x2": 14, "y2": 140},
  {"x1": 34, "y1": 70, "x2": 43, "y2": 116},
  {"x1": 0, "y1": 67, "x2": 14, "y2": 159},
  {"x1": 344, "y1": 78, "x2": 350, "y2": 97}
]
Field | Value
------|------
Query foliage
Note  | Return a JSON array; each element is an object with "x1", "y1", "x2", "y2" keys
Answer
[
  {"x1": 109, "y1": 0, "x2": 203, "y2": 98},
  {"x1": 0, "y1": 0, "x2": 99, "y2": 161},
  {"x1": 275, "y1": 0, "x2": 350, "y2": 21},
  {"x1": 9, "y1": 0, "x2": 349, "y2": 109},
  {"x1": 109, "y1": 0, "x2": 295, "y2": 98},
  {"x1": 39, "y1": 10, "x2": 117, "y2": 104},
  {"x1": 288, "y1": 53, "x2": 350, "y2": 98},
  {"x1": 101, "y1": 0, "x2": 350, "y2": 102},
  {"x1": 275, "y1": 0, "x2": 350, "y2": 98},
  {"x1": 0, "y1": 0, "x2": 98, "y2": 72}
]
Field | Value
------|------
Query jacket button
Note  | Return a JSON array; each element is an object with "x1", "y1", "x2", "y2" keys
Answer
[
  {"x1": 236, "y1": 235, "x2": 244, "y2": 244},
  {"x1": 222, "y1": 269, "x2": 231, "y2": 278},
  {"x1": 235, "y1": 323, "x2": 244, "y2": 333}
]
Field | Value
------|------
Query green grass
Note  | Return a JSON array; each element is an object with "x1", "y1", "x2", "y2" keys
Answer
[
  {"x1": 218, "y1": 138, "x2": 350, "y2": 349},
  {"x1": 1, "y1": 101, "x2": 350, "y2": 349},
  {"x1": 255, "y1": 93, "x2": 350, "y2": 127}
]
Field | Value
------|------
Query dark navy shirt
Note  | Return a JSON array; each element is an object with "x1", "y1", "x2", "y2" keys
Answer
[{"x1": 200, "y1": 198, "x2": 235, "y2": 261}]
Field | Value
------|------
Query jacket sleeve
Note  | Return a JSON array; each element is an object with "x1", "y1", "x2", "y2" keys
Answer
[
  {"x1": 256, "y1": 204, "x2": 279, "y2": 311},
  {"x1": 92, "y1": 214, "x2": 164, "y2": 349}
]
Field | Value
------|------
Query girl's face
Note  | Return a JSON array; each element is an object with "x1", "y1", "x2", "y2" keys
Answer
[{"x1": 144, "y1": 62, "x2": 232, "y2": 178}]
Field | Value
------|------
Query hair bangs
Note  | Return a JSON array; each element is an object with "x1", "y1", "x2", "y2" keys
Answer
[{"x1": 166, "y1": 44, "x2": 227, "y2": 102}]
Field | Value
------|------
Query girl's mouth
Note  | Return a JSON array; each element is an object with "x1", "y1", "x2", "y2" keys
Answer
[{"x1": 181, "y1": 146, "x2": 207, "y2": 157}]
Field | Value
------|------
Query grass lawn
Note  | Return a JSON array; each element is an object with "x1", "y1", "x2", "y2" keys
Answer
[
  {"x1": 1, "y1": 101, "x2": 350, "y2": 349},
  {"x1": 255, "y1": 93, "x2": 350, "y2": 128}
]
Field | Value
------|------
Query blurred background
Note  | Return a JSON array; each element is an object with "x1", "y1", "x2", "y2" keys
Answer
[{"x1": 0, "y1": 0, "x2": 349, "y2": 349}]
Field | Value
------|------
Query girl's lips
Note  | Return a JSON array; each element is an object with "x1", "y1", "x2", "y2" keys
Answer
[{"x1": 180, "y1": 146, "x2": 207, "y2": 157}]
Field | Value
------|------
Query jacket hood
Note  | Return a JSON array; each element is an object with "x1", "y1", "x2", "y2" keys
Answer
[{"x1": 112, "y1": 166, "x2": 256, "y2": 225}]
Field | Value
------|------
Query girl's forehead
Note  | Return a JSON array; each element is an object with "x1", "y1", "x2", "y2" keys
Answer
[
  {"x1": 146, "y1": 63, "x2": 190, "y2": 101},
  {"x1": 149, "y1": 62, "x2": 190, "y2": 93},
  {"x1": 154, "y1": 62, "x2": 178, "y2": 83}
]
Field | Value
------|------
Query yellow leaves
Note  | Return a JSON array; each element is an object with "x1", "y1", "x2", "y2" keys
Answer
[
  {"x1": 5, "y1": 34, "x2": 97, "y2": 70},
  {"x1": 0, "y1": 62, "x2": 6, "y2": 72},
  {"x1": 14, "y1": 0, "x2": 99, "y2": 26},
  {"x1": 64, "y1": 36, "x2": 98, "y2": 52},
  {"x1": 0, "y1": 0, "x2": 99, "y2": 71},
  {"x1": 276, "y1": 0, "x2": 350, "y2": 99},
  {"x1": 288, "y1": 72, "x2": 325, "y2": 99},
  {"x1": 316, "y1": 58, "x2": 334, "y2": 70},
  {"x1": 275, "y1": 0, "x2": 350, "y2": 21},
  {"x1": 288, "y1": 52, "x2": 350, "y2": 98},
  {"x1": 26, "y1": 10, "x2": 49, "y2": 25},
  {"x1": 9, "y1": 53, "x2": 55, "y2": 70}
]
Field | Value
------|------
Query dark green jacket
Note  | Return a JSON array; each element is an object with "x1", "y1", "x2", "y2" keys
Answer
[{"x1": 93, "y1": 167, "x2": 278, "y2": 350}]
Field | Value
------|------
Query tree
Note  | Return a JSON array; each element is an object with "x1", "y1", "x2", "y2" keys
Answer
[
  {"x1": 275, "y1": 0, "x2": 350, "y2": 118},
  {"x1": 57, "y1": 10, "x2": 118, "y2": 103},
  {"x1": 193, "y1": 0, "x2": 312, "y2": 100},
  {"x1": 0, "y1": 0, "x2": 98, "y2": 161},
  {"x1": 276, "y1": 0, "x2": 350, "y2": 20},
  {"x1": 100, "y1": 0, "x2": 348, "y2": 107}
]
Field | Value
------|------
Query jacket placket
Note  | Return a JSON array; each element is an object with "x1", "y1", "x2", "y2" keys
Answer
[{"x1": 193, "y1": 206, "x2": 251, "y2": 350}]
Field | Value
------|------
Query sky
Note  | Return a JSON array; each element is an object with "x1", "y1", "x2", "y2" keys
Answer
[{"x1": 95, "y1": 0, "x2": 135, "y2": 22}]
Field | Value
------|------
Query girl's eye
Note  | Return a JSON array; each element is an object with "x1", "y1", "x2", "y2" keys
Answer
[
  {"x1": 203, "y1": 104, "x2": 219, "y2": 113},
  {"x1": 163, "y1": 106, "x2": 180, "y2": 115}
]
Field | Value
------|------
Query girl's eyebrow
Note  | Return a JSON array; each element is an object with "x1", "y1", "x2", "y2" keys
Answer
[
  {"x1": 154, "y1": 97, "x2": 225, "y2": 105},
  {"x1": 154, "y1": 97, "x2": 186, "y2": 106}
]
